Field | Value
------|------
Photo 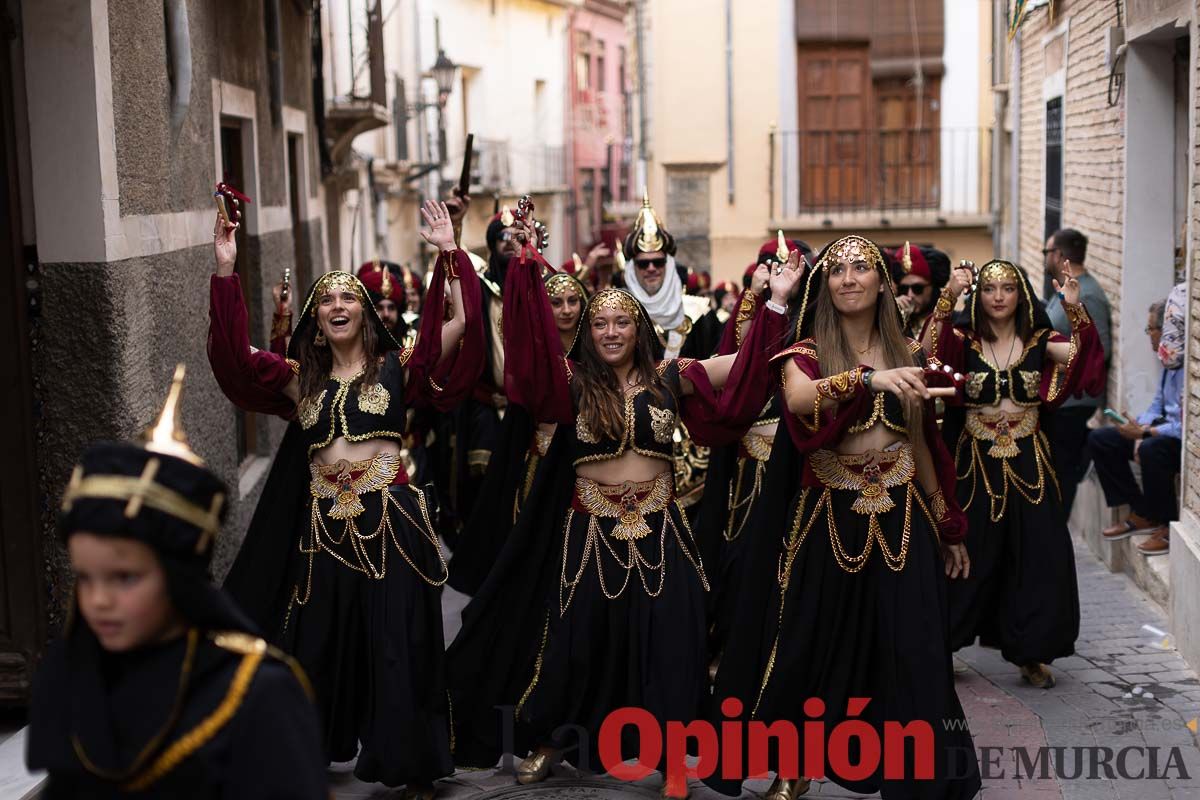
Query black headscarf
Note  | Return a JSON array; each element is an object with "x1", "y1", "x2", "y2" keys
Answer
[{"x1": 288, "y1": 271, "x2": 401, "y2": 360}]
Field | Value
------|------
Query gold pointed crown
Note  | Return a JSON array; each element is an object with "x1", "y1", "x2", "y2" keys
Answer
[
  {"x1": 614, "y1": 248, "x2": 627, "y2": 273},
  {"x1": 144, "y1": 364, "x2": 205, "y2": 467},
  {"x1": 775, "y1": 230, "x2": 789, "y2": 263},
  {"x1": 379, "y1": 261, "x2": 393, "y2": 298},
  {"x1": 901, "y1": 241, "x2": 913, "y2": 274},
  {"x1": 500, "y1": 205, "x2": 515, "y2": 227},
  {"x1": 634, "y1": 189, "x2": 665, "y2": 253}
]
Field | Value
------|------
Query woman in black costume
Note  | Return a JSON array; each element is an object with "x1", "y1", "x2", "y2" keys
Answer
[
  {"x1": 709, "y1": 235, "x2": 980, "y2": 800},
  {"x1": 208, "y1": 202, "x2": 484, "y2": 798},
  {"x1": 927, "y1": 260, "x2": 1103, "y2": 688},
  {"x1": 27, "y1": 367, "x2": 327, "y2": 799},
  {"x1": 447, "y1": 221, "x2": 801, "y2": 798},
  {"x1": 448, "y1": 271, "x2": 589, "y2": 595}
]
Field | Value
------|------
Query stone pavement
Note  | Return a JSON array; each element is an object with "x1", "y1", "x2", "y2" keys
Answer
[{"x1": 334, "y1": 538, "x2": 1200, "y2": 800}]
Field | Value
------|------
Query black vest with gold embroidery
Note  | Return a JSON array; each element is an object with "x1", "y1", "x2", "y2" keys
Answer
[
  {"x1": 962, "y1": 330, "x2": 1049, "y2": 408},
  {"x1": 569, "y1": 359, "x2": 688, "y2": 467},
  {"x1": 295, "y1": 351, "x2": 410, "y2": 456}
]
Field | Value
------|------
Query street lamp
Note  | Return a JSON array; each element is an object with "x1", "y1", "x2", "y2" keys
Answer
[{"x1": 430, "y1": 49, "x2": 457, "y2": 108}]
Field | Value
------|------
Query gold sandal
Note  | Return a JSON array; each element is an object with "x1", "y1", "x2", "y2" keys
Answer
[
  {"x1": 516, "y1": 751, "x2": 557, "y2": 785},
  {"x1": 764, "y1": 776, "x2": 811, "y2": 800},
  {"x1": 1020, "y1": 662, "x2": 1056, "y2": 689}
]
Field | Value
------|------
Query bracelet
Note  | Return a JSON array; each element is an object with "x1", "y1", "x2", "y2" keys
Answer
[
  {"x1": 863, "y1": 369, "x2": 875, "y2": 393},
  {"x1": 933, "y1": 286, "x2": 956, "y2": 320},
  {"x1": 765, "y1": 299, "x2": 787, "y2": 315},
  {"x1": 815, "y1": 367, "x2": 865, "y2": 405},
  {"x1": 1062, "y1": 299, "x2": 1091, "y2": 329},
  {"x1": 926, "y1": 488, "x2": 950, "y2": 523},
  {"x1": 442, "y1": 249, "x2": 460, "y2": 281}
]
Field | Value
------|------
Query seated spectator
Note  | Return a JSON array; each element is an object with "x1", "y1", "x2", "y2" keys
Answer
[{"x1": 1089, "y1": 290, "x2": 1184, "y2": 556}]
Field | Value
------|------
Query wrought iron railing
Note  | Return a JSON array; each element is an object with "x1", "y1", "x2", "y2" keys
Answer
[
  {"x1": 770, "y1": 127, "x2": 992, "y2": 223},
  {"x1": 473, "y1": 137, "x2": 567, "y2": 193}
]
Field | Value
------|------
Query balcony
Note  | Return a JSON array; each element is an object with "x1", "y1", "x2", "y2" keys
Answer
[
  {"x1": 472, "y1": 138, "x2": 567, "y2": 195},
  {"x1": 321, "y1": 0, "x2": 388, "y2": 166},
  {"x1": 769, "y1": 127, "x2": 993, "y2": 230}
]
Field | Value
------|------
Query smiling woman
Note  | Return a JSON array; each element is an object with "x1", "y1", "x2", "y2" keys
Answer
[
  {"x1": 447, "y1": 224, "x2": 799, "y2": 799},
  {"x1": 207, "y1": 199, "x2": 486, "y2": 797}
]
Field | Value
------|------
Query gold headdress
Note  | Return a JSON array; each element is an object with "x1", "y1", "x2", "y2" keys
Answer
[
  {"x1": 145, "y1": 364, "x2": 205, "y2": 467},
  {"x1": 379, "y1": 261, "x2": 394, "y2": 299},
  {"x1": 901, "y1": 241, "x2": 913, "y2": 274},
  {"x1": 309, "y1": 271, "x2": 367, "y2": 315},
  {"x1": 633, "y1": 189, "x2": 666, "y2": 253},
  {"x1": 979, "y1": 260, "x2": 1021, "y2": 284},
  {"x1": 588, "y1": 288, "x2": 642, "y2": 323},
  {"x1": 546, "y1": 271, "x2": 586, "y2": 299},
  {"x1": 816, "y1": 235, "x2": 885, "y2": 273},
  {"x1": 500, "y1": 205, "x2": 515, "y2": 227}
]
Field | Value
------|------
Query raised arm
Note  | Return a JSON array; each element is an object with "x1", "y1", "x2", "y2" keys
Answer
[
  {"x1": 207, "y1": 214, "x2": 299, "y2": 417},
  {"x1": 1043, "y1": 262, "x2": 1105, "y2": 405},
  {"x1": 406, "y1": 200, "x2": 485, "y2": 410},
  {"x1": 922, "y1": 262, "x2": 973, "y2": 364}
]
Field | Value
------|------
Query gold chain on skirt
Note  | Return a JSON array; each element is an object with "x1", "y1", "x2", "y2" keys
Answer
[
  {"x1": 956, "y1": 413, "x2": 1062, "y2": 522},
  {"x1": 559, "y1": 473, "x2": 709, "y2": 616},
  {"x1": 282, "y1": 456, "x2": 449, "y2": 633},
  {"x1": 725, "y1": 454, "x2": 766, "y2": 542}
]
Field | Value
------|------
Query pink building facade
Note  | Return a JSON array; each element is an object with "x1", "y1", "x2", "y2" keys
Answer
[{"x1": 566, "y1": 0, "x2": 632, "y2": 253}]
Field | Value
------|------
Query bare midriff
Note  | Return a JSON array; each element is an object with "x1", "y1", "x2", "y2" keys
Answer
[
  {"x1": 575, "y1": 449, "x2": 671, "y2": 486},
  {"x1": 311, "y1": 437, "x2": 402, "y2": 467},
  {"x1": 835, "y1": 421, "x2": 907, "y2": 456}
]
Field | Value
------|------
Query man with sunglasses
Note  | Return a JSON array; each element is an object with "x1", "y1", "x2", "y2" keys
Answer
[
  {"x1": 888, "y1": 241, "x2": 950, "y2": 340},
  {"x1": 621, "y1": 194, "x2": 723, "y2": 360}
]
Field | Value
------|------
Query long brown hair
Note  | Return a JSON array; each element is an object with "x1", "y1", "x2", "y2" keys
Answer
[
  {"x1": 573, "y1": 311, "x2": 670, "y2": 441},
  {"x1": 296, "y1": 315, "x2": 383, "y2": 400},
  {"x1": 812, "y1": 247, "x2": 925, "y2": 435}
]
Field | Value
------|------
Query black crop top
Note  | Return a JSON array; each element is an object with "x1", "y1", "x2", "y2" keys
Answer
[
  {"x1": 569, "y1": 359, "x2": 688, "y2": 467},
  {"x1": 962, "y1": 330, "x2": 1049, "y2": 408},
  {"x1": 295, "y1": 350, "x2": 411, "y2": 456}
]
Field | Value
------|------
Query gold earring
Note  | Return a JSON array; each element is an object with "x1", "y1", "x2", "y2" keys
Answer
[{"x1": 314, "y1": 329, "x2": 327, "y2": 346}]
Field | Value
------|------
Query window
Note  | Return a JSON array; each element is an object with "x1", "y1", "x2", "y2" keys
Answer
[
  {"x1": 575, "y1": 32, "x2": 592, "y2": 92},
  {"x1": 287, "y1": 133, "x2": 311, "y2": 294},
  {"x1": 1044, "y1": 97, "x2": 1063, "y2": 296},
  {"x1": 597, "y1": 40, "x2": 606, "y2": 92}
]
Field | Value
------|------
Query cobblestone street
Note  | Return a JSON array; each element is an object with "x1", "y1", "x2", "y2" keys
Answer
[{"x1": 332, "y1": 536, "x2": 1200, "y2": 800}]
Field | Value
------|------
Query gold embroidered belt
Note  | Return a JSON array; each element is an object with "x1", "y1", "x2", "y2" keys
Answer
[
  {"x1": 808, "y1": 445, "x2": 916, "y2": 516},
  {"x1": 572, "y1": 473, "x2": 675, "y2": 541},
  {"x1": 739, "y1": 432, "x2": 774, "y2": 462},
  {"x1": 309, "y1": 453, "x2": 402, "y2": 520},
  {"x1": 965, "y1": 408, "x2": 1038, "y2": 458}
]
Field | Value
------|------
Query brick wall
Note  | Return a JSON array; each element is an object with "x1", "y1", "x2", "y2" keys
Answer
[{"x1": 1015, "y1": 0, "x2": 1126, "y2": 403}]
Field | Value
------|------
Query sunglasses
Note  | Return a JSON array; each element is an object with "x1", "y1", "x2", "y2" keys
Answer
[
  {"x1": 1041, "y1": 247, "x2": 1060, "y2": 257},
  {"x1": 896, "y1": 283, "x2": 930, "y2": 296},
  {"x1": 635, "y1": 257, "x2": 667, "y2": 270}
]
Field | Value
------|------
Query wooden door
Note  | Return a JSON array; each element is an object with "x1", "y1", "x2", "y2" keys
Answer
[
  {"x1": 875, "y1": 77, "x2": 941, "y2": 209},
  {"x1": 797, "y1": 44, "x2": 871, "y2": 210}
]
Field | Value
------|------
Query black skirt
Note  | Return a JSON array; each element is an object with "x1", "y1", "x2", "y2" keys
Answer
[
  {"x1": 280, "y1": 483, "x2": 453, "y2": 787},
  {"x1": 709, "y1": 446, "x2": 769, "y2": 658},
  {"x1": 948, "y1": 424, "x2": 1080, "y2": 665},
  {"x1": 514, "y1": 481, "x2": 710, "y2": 771},
  {"x1": 747, "y1": 480, "x2": 980, "y2": 800}
]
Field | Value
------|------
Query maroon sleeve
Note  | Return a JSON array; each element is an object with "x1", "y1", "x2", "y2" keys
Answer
[
  {"x1": 680, "y1": 303, "x2": 787, "y2": 446},
  {"x1": 407, "y1": 249, "x2": 486, "y2": 410},
  {"x1": 207, "y1": 274, "x2": 296, "y2": 418},
  {"x1": 1041, "y1": 304, "x2": 1105, "y2": 408},
  {"x1": 777, "y1": 345, "x2": 873, "y2": 453},
  {"x1": 502, "y1": 247, "x2": 573, "y2": 423},
  {"x1": 923, "y1": 410, "x2": 967, "y2": 543},
  {"x1": 269, "y1": 308, "x2": 291, "y2": 356}
]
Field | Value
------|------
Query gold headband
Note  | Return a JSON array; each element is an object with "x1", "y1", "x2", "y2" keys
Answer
[
  {"x1": 588, "y1": 288, "x2": 641, "y2": 322},
  {"x1": 818, "y1": 235, "x2": 884, "y2": 273},
  {"x1": 634, "y1": 189, "x2": 665, "y2": 253},
  {"x1": 979, "y1": 260, "x2": 1020, "y2": 284},
  {"x1": 546, "y1": 272, "x2": 584, "y2": 299},
  {"x1": 310, "y1": 271, "x2": 366, "y2": 315}
]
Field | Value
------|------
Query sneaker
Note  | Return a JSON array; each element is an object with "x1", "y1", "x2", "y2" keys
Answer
[
  {"x1": 1137, "y1": 527, "x2": 1170, "y2": 556},
  {"x1": 1103, "y1": 513, "x2": 1160, "y2": 541}
]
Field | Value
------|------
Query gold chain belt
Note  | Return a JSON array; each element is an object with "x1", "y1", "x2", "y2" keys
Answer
[
  {"x1": 309, "y1": 453, "x2": 401, "y2": 520},
  {"x1": 965, "y1": 408, "x2": 1038, "y2": 458},
  {"x1": 572, "y1": 473, "x2": 674, "y2": 541},
  {"x1": 740, "y1": 432, "x2": 774, "y2": 462},
  {"x1": 808, "y1": 445, "x2": 916, "y2": 516}
]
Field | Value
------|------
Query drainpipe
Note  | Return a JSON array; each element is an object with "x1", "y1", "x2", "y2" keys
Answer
[
  {"x1": 1009, "y1": 29, "x2": 1021, "y2": 259},
  {"x1": 725, "y1": 0, "x2": 734, "y2": 204},
  {"x1": 634, "y1": 0, "x2": 649, "y2": 188},
  {"x1": 164, "y1": 0, "x2": 192, "y2": 141}
]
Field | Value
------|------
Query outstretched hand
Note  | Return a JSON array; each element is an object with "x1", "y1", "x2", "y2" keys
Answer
[
  {"x1": 946, "y1": 261, "x2": 974, "y2": 297},
  {"x1": 767, "y1": 249, "x2": 804, "y2": 304},
  {"x1": 1052, "y1": 259, "x2": 1081, "y2": 305},
  {"x1": 419, "y1": 200, "x2": 457, "y2": 252},
  {"x1": 213, "y1": 213, "x2": 239, "y2": 277}
]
